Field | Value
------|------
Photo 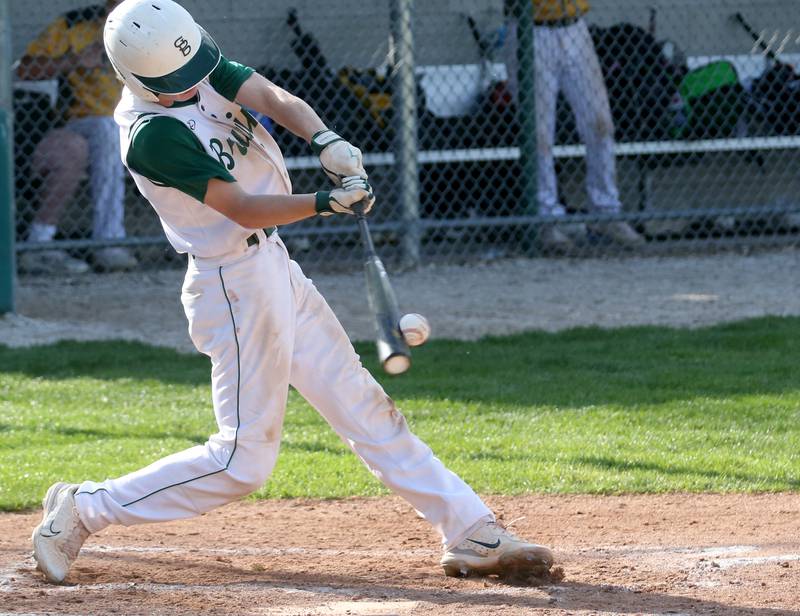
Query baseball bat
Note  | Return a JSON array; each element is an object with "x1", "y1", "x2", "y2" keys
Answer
[{"x1": 353, "y1": 203, "x2": 411, "y2": 375}]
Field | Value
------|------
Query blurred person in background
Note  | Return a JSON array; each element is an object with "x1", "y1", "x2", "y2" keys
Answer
[
  {"x1": 15, "y1": 0, "x2": 137, "y2": 274},
  {"x1": 503, "y1": 0, "x2": 644, "y2": 253}
]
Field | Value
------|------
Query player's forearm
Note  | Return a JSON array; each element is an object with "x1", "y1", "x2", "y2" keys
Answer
[
  {"x1": 235, "y1": 193, "x2": 318, "y2": 228},
  {"x1": 236, "y1": 73, "x2": 326, "y2": 142},
  {"x1": 256, "y1": 88, "x2": 326, "y2": 142},
  {"x1": 205, "y1": 179, "x2": 317, "y2": 228}
]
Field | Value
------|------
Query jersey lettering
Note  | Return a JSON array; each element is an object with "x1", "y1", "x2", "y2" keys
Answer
[
  {"x1": 229, "y1": 112, "x2": 259, "y2": 154},
  {"x1": 209, "y1": 138, "x2": 235, "y2": 170},
  {"x1": 235, "y1": 110, "x2": 259, "y2": 137},
  {"x1": 227, "y1": 134, "x2": 249, "y2": 156},
  {"x1": 209, "y1": 110, "x2": 261, "y2": 167}
]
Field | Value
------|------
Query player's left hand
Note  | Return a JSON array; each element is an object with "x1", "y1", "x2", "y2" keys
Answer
[
  {"x1": 311, "y1": 129, "x2": 367, "y2": 186},
  {"x1": 315, "y1": 176, "x2": 375, "y2": 216}
]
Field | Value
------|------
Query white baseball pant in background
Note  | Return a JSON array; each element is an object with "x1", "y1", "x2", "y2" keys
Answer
[
  {"x1": 64, "y1": 115, "x2": 127, "y2": 240},
  {"x1": 505, "y1": 18, "x2": 621, "y2": 217},
  {"x1": 75, "y1": 230, "x2": 492, "y2": 547}
]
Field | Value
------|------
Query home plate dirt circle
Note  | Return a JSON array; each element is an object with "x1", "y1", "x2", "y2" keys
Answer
[{"x1": 2, "y1": 493, "x2": 799, "y2": 615}]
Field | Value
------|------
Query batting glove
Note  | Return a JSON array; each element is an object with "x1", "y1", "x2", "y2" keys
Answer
[
  {"x1": 311, "y1": 129, "x2": 367, "y2": 186},
  {"x1": 315, "y1": 175, "x2": 375, "y2": 216}
]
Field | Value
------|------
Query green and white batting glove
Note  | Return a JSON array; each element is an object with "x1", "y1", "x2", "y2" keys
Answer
[
  {"x1": 311, "y1": 129, "x2": 367, "y2": 186},
  {"x1": 315, "y1": 175, "x2": 375, "y2": 216}
]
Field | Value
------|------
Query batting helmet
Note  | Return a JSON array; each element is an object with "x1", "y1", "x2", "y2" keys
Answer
[{"x1": 103, "y1": 0, "x2": 221, "y2": 102}]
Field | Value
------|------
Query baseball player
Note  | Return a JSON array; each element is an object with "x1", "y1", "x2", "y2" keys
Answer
[
  {"x1": 503, "y1": 0, "x2": 645, "y2": 252},
  {"x1": 31, "y1": 0, "x2": 553, "y2": 584}
]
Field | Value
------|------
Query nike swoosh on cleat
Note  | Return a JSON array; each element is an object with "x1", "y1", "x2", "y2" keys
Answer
[
  {"x1": 39, "y1": 521, "x2": 61, "y2": 538},
  {"x1": 467, "y1": 538, "x2": 501, "y2": 549}
]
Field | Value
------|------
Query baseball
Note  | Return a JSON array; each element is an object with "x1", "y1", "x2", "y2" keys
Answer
[{"x1": 399, "y1": 313, "x2": 431, "y2": 346}]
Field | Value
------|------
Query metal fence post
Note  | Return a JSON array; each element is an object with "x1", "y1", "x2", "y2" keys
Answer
[
  {"x1": 514, "y1": 0, "x2": 537, "y2": 220},
  {"x1": 0, "y1": 0, "x2": 15, "y2": 314},
  {"x1": 390, "y1": 0, "x2": 420, "y2": 268}
]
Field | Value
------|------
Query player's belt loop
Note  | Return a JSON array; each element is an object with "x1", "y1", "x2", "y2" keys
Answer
[{"x1": 246, "y1": 233, "x2": 259, "y2": 247}]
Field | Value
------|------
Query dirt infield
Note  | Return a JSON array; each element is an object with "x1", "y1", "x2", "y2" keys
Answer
[{"x1": 2, "y1": 494, "x2": 799, "y2": 615}]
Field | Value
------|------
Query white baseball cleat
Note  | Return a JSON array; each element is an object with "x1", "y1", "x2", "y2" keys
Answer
[
  {"x1": 31, "y1": 482, "x2": 90, "y2": 583},
  {"x1": 441, "y1": 521, "x2": 554, "y2": 578}
]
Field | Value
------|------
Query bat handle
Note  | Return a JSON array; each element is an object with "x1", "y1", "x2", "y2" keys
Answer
[
  {"x1": 352, "y1": 200, "x2": 376, "y2": 256},
  {"x1": 352, "y1": 200, "x2": 366, "y2": 219}
]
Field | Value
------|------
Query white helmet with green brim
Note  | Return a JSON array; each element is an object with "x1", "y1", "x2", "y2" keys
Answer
[{"x1": 104, "y1": 0, "x2": 221, "y2": 102}]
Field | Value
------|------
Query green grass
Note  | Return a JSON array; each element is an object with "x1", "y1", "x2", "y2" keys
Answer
[{"x1": 1, "y1": 316, "x2": 799, "y2": 511}]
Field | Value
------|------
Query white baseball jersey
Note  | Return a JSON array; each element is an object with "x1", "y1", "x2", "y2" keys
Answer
[{"x1": 115, "y1": 79, "x2": 290, "y2": 257}]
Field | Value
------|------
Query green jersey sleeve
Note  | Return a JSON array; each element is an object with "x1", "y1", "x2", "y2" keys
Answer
[
  {"x1": 209, "y1": 56, "x2": 255, "y2": 101},
  {"x1": 126, "y1": 115, "x2": 235, "y2": 203}
]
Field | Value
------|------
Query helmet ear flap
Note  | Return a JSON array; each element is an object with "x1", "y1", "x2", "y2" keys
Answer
[
  {"x1": 123, "y1": 76, "x2": 161, "y2": 103},
  {"x1": 106, "y1": 51, "x2": 160, "y2": 102}
]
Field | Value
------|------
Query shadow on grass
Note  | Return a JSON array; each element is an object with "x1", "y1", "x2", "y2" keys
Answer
[
  {"x1": 384, "y1": 316, "x2": 800, "y2": 408},
  {"x1": 576, "y1": 455, "x2": 800, "y2": 489},
  {"x1": 0, "y1": 422, "x2": 208, "y2": 445},
  {"x1": 0, "y1": 340, "x2": 209, "y2": 385},
  {"x1": 1, "y1": 316, "x2": 799, "y2": 409}
]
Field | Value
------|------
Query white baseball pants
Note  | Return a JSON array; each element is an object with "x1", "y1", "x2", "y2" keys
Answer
[
  {"x1": 64, "y1": 116, "x2": 126, "y2": 240},
  {"x1": 75, "y1": 230, "x2": 492, "y2": 546},
  {"x1": 505, "y1": 18, "x2": 621, "y2": 216}
]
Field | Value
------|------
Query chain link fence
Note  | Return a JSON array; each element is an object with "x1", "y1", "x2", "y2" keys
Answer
[{"x1": 7, "y1": 0, "x2": 800, "y2": 276}]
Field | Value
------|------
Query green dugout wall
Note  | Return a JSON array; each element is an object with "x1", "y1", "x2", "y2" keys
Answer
[{"x1": 0, "y1": 0, "x2": 14, "y2": 314}]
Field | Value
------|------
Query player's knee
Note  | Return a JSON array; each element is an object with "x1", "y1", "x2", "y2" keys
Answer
[
  {"x1": 223, "y1": 449, "x2": 276, "y2": 496},
  {"x1": 217, "y1": 467, "x2": 265, "y2": 498},
  {"x1": 354, "y1": 391, "x2": 409, "y2": 443},
  {"x1": 63, "y1": 131, "x2": 89, "y2": 162},
  {"x1": 36, "y1": 130, "x2": 89, "y2": 176}
]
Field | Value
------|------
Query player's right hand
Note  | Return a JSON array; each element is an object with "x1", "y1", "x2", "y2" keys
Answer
[
  {"x1": 311, "y1": 129, "x2": 367, "y2": 186},
  {"x1": 315, "y1": 176, "x2": 375, "y2": 216}
]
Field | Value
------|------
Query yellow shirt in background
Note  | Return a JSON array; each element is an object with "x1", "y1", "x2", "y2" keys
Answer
[
  {"x1": 533, "y1": 0, "x2": 590, "y2": 22},
  {"x1": 24, "y1": 5, "x2": 120, "y2": 119}
]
